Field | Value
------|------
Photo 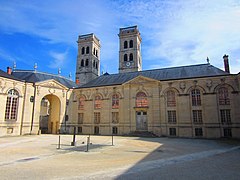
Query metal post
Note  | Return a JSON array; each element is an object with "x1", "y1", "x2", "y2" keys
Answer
[
  {"x1": 86, "y1": 137, "x2": 90, "y2": 152},
  {"x1": 112, "y1": 134, "x2": 114, "y2": 146},
  {"x1": 57, "y1": 135, "x2": 61, "y2": 149},
  {"x1": 71, "y1": 126, "x2": 76, "y2": 146}
]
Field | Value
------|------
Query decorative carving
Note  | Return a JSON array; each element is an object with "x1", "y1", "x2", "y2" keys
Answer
[
  {"x1": 62, "y1": 90, "x2": 65, "y2": 98},
  {"x1": 0, "y1": 78, "x2": 6, "y2": 93},
  {"x1": 86, "y1": 90, "x2": 91, "y2": 99},
  {"x1": 220, "y1": 78, "x2": 225, "y2": 83},
  {"x1": 37, "y1": 86, "x2": 41, "y2": 95},
  {"x1": 193, "y1": 80, "x2": 198, "y2": 87},
  {"x1": 179, "y1": 82, "x2": 186, "y2": 92},
  {"x1": 206, "y1": 79, "x2": 212, "y2": 91},
  {"x1": 103, "y1": 88, "x2": 108, "y2": 97},
  {"x1": 48, "y1": 88, "x2": 55, "y2": 94},
  {"x1": 168, "y1": 82, "x2": 173, "y2": 87}
]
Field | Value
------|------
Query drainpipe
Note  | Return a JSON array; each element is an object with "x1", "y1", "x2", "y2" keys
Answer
[
  {"x1": 20, "y1": 81, "x2": 27, "y2": 135},
  {"x1": 64, "y1": 88, "x2": 70, "y2": 133},
  {"x1": 30, "y1": 83, "x2": 37, "y2": 134}
]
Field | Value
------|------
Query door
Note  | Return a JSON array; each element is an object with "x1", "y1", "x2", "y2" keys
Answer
[{"x1": 136, "y1": 111, "x2": 148, "y2": 131}]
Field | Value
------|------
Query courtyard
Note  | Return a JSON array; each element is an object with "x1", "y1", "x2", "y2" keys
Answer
[{"x1": 0, "y1": 135, "x2": 239, "y2": 180}]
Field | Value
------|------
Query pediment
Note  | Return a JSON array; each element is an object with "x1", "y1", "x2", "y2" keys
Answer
[
  {"x1": 123, "y1": 75, "x2": 159, "y2": 85},
  {"x1": 35, "y1": 79, "x2": 68, "y2": 90}
]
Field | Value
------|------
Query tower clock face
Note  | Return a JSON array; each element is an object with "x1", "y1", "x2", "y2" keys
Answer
[{"x1": 125, "y1": 62, "x2": 131, "y2": 67}]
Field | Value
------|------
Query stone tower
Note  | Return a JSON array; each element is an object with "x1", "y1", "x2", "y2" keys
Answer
[
  {"x1": 75, "y1": 33, "x2": 100, "y2": 85},
  {"x1": 118, "y1": 26, "x2": 142, "y2": 73}
]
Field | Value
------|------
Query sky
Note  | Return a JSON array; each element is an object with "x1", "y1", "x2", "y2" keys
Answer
[{"x1": 0, "y1": 0, "x2": 240, "y2": 80}]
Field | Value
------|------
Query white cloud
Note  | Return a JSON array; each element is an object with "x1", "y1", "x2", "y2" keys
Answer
[{"x1": 48, "y1": 50, "x2": 68, "y2": 69}]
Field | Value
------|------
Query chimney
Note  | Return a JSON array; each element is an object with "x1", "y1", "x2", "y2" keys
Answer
[
  {"x1": 7, "y1": 67, "x2": 12, "y2": 75},
  {"x1": 223, "y1": 54, "x2": 230, "y2": 73},
  {"x1": 75, "y1": 77, "x2": 80, "y2": 85}
]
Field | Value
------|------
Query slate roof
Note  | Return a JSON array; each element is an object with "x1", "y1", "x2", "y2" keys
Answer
[
  {"x1": 79, "y1": 64, "x2": 229, "y2": 88},
  {"x1": 12, "y1": 70, "x2": 76, "y2": 88},
  {"x1": 0, "y1": 69, "x2": 23, "y2": 81}
]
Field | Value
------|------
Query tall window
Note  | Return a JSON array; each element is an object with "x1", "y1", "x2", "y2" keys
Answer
[
  {"x1": 169, "y1": 128, "x2": 176, "y2": 136},
  {"x1": 124, "y1": 41, "x2": 128, "y2": 49},
  {"x1": 96, "y1": 50, "x2": 98, "y2": 57},
  {"x1": 167, "y1": 110, "x2": 177, "y2": 123},
  {"x1": 5, "y1": 89, "x2": 19, "y2": 120},
  {"x1": 112, "y1": 127, "x2": 118, "y2": 134},
  {"x1": 220, "y1": 109, "x2": 231, "y2": 124},
  {"x1": 192, "y1": 110, "x2": 202, "y2": 123},
  {"x1": 167, "y1": 90, "x2": 176, "y2": 107},
  {"x1": 129, "y1": 40, "x2": 133, "y2": 48},
  {"x1": 124, "y1": 54, "x2": 128, "y2": 61},
  {"x1": 93, "y1": 60, "x2": 96, "y2": 68},
  {"x1": 93, "y1": 48, "x2": 96, "y2": 55},
  {"x1": 81, "y1": 59, "x2": 84, "y2": 67},
  {"x1": 112, "y1": 112, "x2": 119, "y2": 123},
  {"x1": 94, "y1": 95, "x2": 102, "y2": 109},
  {"x1": 191, "y1": 89, "x2": 201, "y2": 106},
  {"x1": 86, "y1": 46, "x2": 89, "y2": 54},
  {"x1": 78, "y1": 113, "x2": 84, "y2": 124},
  {"x1": 85, "y1": 59, "x2": 89, "y2": 66},
  {"x1": 94, "y1": 112, "x2": 100, "y2": 124},
  {"x1": 78, "y1": 96, "x2": 85, "y2": 110},
  {"x1": 81, "y1": 47, "x2": 85, "y2": 54},
  {"x1": 129, "y1": 53, "x2": 133, "y2": 61},
  {"x1": 218, "y1": 87, "x2": 230, "y2": 105},
  {"x1": 195, "y1": 128, "x2": 203, "y2": 137},
  {"x1": 112, "y1": 94, "x2": 119, "y2": 109},
  {"x1": 136, "y1": 92, "x2": 148, "y2": 107}
]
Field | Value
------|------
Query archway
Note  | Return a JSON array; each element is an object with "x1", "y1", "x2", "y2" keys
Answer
[{"x1": 39, "y1": 94, "x2": 61, "y2": 134}]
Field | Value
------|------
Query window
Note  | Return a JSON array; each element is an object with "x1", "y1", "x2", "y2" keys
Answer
[
  {"x1": 191, "y1": 89, "x2": 201, "y2": 106},
  {"x1": 94, "y1": 95, "x2": 102, "y2": 109},
  {"x1": 124, "y1": 41, "x2": 128, "y2": 49},
  {"x1": 94, "y1": 126, "x2": 99, "y2": 134},
  {"x1": 78, "y1": 113, "x2": 83, "y2": 124},
  {"x1": 96, "y1": 50, "x2": 98, "y2": 57},
  {"x1": 129, "y1": 40, "x2": 133, "y2": 48},
  {"x1": 169, "y1": 128, "x2": 176, "y2": 136},
  {"x1": 223, "y1": 128, "x2": 232, "y2": 137},
  {"x1": 78, "y1": 127, "x2": 82, "y2": 134},
  {"x1": 85, "y1": 59, "x2": 89, "y2": 66},
  {"x1": 93, "y1": 48, "x2": 96, "y2": 55},
  {"x1": 93, "y1": 60, "x2": 96, "y2": 68},
  {"x1": 136, "y1": 92, "x2": 148, "y2": 107},
  {"x1": 96, "y1": 62, "x2": 98, "y2": 70},
  {"x1": 129, "y1": 53, "x2": 133, "y2": 61},
  {"x1": 167, "y1": 90, "x2": 176, "y2": 107},
  {"x1": 218, "y1": 87, "x2": 230, "y2": 105},
  {"x1": 112, "y1": 127, "x2": 118, "y2": 134},
  {"x1": 81, "y1": 47, "x2": 85, "y2": 54},
  {"x1": 195, "y1": 128, "x2": 203, "y2": 136},
  {"x1": 86, "y1": 46, "x2": 89, "y2": 54},
  {"x1": 112, "y1": 112, "x2": 119, "y2": 123},
  {"x1": 78, "y1": 96, "x2": 85, "y2": 110},
  {"x1": 168, "y1": 111, "x2": 177, "y2": 123},
  {"x1": 94, "y1": 112, "x2": 100, "y2": 124},
  {"x1": 112, "y1": 94, "x2": 119, "y2": 109},
  {"x1": 81, "y1": 59, "x2": 84, "y2": 67},
  {"x1": 192, "y1": 110, "x2": 202, "y2": 123},
  {"x1": 220, "y1": 109, "x2": 231, "y2": 124},
  {"x1": 124, "y1": 54, "x2": 128, "y2": 61},
  {"x1": 5, "y1": 89, "x2": 19, "y2": 120}
]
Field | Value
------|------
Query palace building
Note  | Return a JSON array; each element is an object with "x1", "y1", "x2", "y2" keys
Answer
[{"x1": 0, "y1": 26, "x2": 240, "y2": 138}]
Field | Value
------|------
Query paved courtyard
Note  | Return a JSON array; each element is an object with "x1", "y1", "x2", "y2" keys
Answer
[{"x1": 0, "y1": 135, "x2": 239, "y2": 180}]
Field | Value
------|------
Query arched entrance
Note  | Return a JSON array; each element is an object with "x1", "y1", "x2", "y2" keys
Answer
[{"x1": 39, "y1": 94, "x2": 61, "y2": 134}]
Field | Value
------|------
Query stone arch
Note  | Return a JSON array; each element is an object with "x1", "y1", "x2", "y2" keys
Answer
[
  {"x1": 186, "y1": 85, "x2": 206, "y2": 94},
  {"x1": 162, "y1": 87, "x2": 180, "y2": 96},
  {"x1": 213, "y1": 83, "x2": 235, "y2": 93}
]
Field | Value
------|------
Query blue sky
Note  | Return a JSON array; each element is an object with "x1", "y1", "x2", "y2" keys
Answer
[{"x1": 0, "y1": 0, "x2": 240, "y2": 80}]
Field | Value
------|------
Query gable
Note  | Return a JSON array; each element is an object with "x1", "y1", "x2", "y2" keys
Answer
[
  {"x1": 35, "y1": 79, "x2": 68, "y2": 90},
  {"x1": 123, "y1": 75, "x2": 159, "y2": 85}
]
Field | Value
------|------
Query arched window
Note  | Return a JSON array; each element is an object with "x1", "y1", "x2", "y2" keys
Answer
[
  {"x1": 218, "y1": 87, "x2": 230, "y2": 105},
  {"x1": 93, "y1": 48, "x2": 96, "y2": 55},
  {"x1": 85, "y1": 59, "x2": 89, "y2": 67},
  {"x1": 136, "y1": 92, "x2": 148, "y2": 107},
  {"x1": 191, "y1": 89, "x2": 201, "y2": 106},
  {"x1": 167, "y1": 90, "x2": 176, "y2": 107},
  {"x1": 81, "y1": 47, "x2": 85, "y2": 54},
  {"x1": 93, "y1": 60, "x2": 96, "y2": 68},
  {"x1": 96, "y1": 62, "x2": 98, "y2": 70},
  {"x1": 78, "y1": 96, "x2": 85, "y2": 110},
  {"x1": 124, "y1": 41, "x2": 128, "y2": 49},
  {"x1": 129, "y1": 40, "x2": 133, "y2": 48},
  {"x1": 94, "y1": 95, "x2": 102, "y2": 109},
  {"x1": 129, "y1": 53, "x2": 133, "y2": 61},
  {"x1": 86, "y1": 46, "x2": 89, "y2": 54},
  {"x1": 96, "y1": 50, "x2": 98, "y2": 57},
  {"x1": 112, "y1": 94, "x2": 119, "y2": 109},
  {"x1": 124, "y1": 54, "x2": 128, "y2": 61},
  {"x1": 81, "y1": 59, "x2": 84, "y2": 67},
  {"x1": 5, "y1": 89, "x2": 19, "y2": 120}
]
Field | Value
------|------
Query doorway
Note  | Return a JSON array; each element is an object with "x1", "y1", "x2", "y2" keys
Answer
[{"x1": 136, "y1": 111, "x2": 148, "y2": 131}]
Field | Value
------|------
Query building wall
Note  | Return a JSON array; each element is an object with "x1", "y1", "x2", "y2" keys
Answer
[{"x1": 68, "y1": 74, "x2": 240, "y2": 138}]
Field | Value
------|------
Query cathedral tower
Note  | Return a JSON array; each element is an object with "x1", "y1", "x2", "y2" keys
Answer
[
  {"x1": 118, "y1": 26, "x2": 142, "y2": 73},
  {"x1": 75, "y1": 33, "x2": 100, "y2": 85}
]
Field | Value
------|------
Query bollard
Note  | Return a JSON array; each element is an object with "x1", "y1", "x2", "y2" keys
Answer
[
  {"x1": 112, "y1": 134, "x2": 114, "y2": 146},
  {"x1": 86, "y1": 137, "x2": 90, "y2": 152},
  {"x1": 57, "y1": 135, "x2": 61, "y2": 149},
  {"x1": 71, "y1": 127, "x2": 76, "y2": 146}
]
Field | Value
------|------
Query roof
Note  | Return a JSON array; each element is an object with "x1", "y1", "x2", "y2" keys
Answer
[
  {"x1": 79, "y1": 64, "x2": 229, "y2": 88},
  {"x1": 12, "y1": 70, "x2": 76, "y2": 88},
  {"x1": 0, "y1": 69, "x2": 23, "y2": 81}
]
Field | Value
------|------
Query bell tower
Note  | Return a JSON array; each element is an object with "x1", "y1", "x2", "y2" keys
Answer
[
  {"x1": 118, "y1": 26, "x2": 142, "y2": 73},
  {"x1": 75, "y1": 33, "x2": 100, "y2": 85}
]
